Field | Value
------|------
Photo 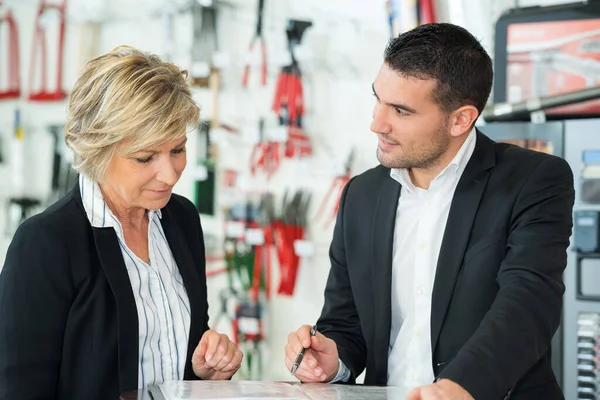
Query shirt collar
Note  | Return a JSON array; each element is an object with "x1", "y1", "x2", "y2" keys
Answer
[
  {"x1": 79, "y1": 174, "x2": 162, "y2": 230},
  {"x1": 390, "y1": 127, "x2": 477, "y2": 191}
]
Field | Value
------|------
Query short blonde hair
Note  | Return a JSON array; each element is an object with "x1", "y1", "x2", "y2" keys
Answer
[{"x1": 65, "y1": 45, "x2": 200, "y2": 182}]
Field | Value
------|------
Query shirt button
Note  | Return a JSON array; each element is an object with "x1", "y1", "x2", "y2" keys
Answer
[
  {"x1": 415, "y1": 328, "x2": 423, "y2": 337},
  {"x1": 418, "y1": 286, "x2": 425, "y2": 295},
  {"x1": 410, "y1": 373, "x2": 417, "y2": 381},
  {"x1": 418, "y1": 242, "x2": 425, "y2": 249}
]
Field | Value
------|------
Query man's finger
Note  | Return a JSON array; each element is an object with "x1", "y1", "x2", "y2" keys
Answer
[
  {"x1": 285, "y1": 355, "x2": 324, "y2": 382},
  {"x1": 405, "y1": 387, "x2": 421, "y2": 400},
  {"x1": 296, "y1": 325, "x2": 313, "y2": 348}
]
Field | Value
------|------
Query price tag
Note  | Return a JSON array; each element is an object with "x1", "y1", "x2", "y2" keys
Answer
[
  {"x1": 191, "y1": 61, "x2": 210, "y2": 78},
  {"x1": 266, "y1": 127, "x2": 288, "y2": 142},
  {"x1": 242, "y1": 126, "x2": 260, "y2": 144},
  {"x1": 238, "y1": 317, "x2": 260, "y2": 335},
  {"x1": 245, "y1": 228, "x2": 265, "y2": 245},
  {"x1": 212, "y1": 52, "x2": 231, "y2": 69},
  {"x1": 276, "y1": 51, "x2": 293, "y2": 67},
  {"x1": 226, "y1": 221, "x2": 245, "y2": 238},
  {"x1": 294, "y1": 240, "x2": 314, "y2": 257},
  {"x1": 193, "y1": 164, "x2": 208, "y2": 181}
]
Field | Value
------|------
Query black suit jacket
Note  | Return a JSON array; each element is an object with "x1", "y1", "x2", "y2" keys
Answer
[
  {"x1": 0, "y1": 182, "x2": 209, "y2": 400},
  {"x1": 317, "y1": 131, "x2": 574, "y2": 399}
]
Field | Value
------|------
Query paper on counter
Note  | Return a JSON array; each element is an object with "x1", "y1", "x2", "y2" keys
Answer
[{"x1": 159, "y1": 381, "x2": 408, "y2": 400}]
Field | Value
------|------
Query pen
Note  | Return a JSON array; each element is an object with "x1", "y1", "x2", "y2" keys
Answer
[{"x1": 290, "y1": 325, "x2": 317, "y2": 375}]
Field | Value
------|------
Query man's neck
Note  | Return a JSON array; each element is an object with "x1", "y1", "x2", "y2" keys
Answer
[{"x1": 409, "y1": 134, "x2": 470, "y2": 189}]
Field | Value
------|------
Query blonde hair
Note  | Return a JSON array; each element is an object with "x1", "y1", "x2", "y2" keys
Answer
[{"x1": 65, "y1": 45, "x2": 200, "y2": 182}]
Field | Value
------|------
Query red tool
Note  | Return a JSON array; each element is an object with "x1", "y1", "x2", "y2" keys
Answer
[
  {"x1": 315, "y1": 149, "x2": 355, "y2": 228},
  {"x1": 249, "y1": 119, "x2": 281, "y2": 179},
  {"x1": 28, "y1": 0, "x2": 68, "y2": 101},
  {"x1": 274, "y1": 190, "x2": 311, "y2": 296},
  {"x1": 0, "y1": 1, "x2": 20, "y2": 99},
  {"x1": 242, "y1": 0, "x2": 267, "y2": 87},
  {"x1": 419, "y1": 0, "x2": 437, "y2": 25}
]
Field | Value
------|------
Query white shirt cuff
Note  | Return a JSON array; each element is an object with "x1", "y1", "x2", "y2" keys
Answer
[{"x1": 329, "y1": 358, "x2": 351, "y2": 383}]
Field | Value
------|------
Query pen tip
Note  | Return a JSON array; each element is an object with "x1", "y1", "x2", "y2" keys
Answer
[{"x1": 290, "y1": 365, "x2": 298, "y2": 375}]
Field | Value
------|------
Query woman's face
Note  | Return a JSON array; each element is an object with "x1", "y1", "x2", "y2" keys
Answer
[{"x1": 100, "y1": 136, "x2": 187, "y2": 211}]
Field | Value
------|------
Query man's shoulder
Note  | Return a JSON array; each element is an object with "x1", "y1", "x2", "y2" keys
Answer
[{"x1": 492, "y1": 139, "x2": 571, "y2": 177}]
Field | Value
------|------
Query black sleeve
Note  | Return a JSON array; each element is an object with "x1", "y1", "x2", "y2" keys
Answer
[
  {"x1": 317, "y1": 177, "x2": 367, "y2": 382},
  {"x1": 438, "y1": 156, "x2": 575, "y2": 398},
  {"x1": 0, "y1": 218, "x2": 75, "y2": 400}
]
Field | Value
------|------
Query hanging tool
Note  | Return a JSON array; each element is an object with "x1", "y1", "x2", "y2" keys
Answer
[
  {"x1": 314, "y1": 149, "x2": 355, "y2": 228},
  {"x1": 0, "y1": 0, "x2": 20, "y2": 99},
  {"x1": 28, "y1": 0, "x2": 68, "y2": 101},
  {"x1": 274, "y1": 189, "x2": 311, "y2": 296},
  {"x1": 242, "y1": 0, "x2": 267, "y2": 87},
  {"x1": 191, "y1": 2, "x2": 219, "y2": 87},
  {"x1": 249, "y1": 119, "x2": 281, "y2": 179},
  {"x1": 272, "y1": 20, "x2": 313, "y2": 159},
  {"x1": 419, "y1": 0, "x2": 437, "y2": 25}
]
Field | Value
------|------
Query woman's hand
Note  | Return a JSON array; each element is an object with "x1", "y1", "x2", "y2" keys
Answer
[{"x1": 192, "y1": 330, "x2": 243, "y2": 380}]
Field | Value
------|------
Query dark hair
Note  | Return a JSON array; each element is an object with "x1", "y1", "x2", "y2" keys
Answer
[{"x1": 384, "y1": 23, "x2": 493, "y2": 115}]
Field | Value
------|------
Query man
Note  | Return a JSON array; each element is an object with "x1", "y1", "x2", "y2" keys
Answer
[{"x1": 284, "y1": 23, "x2": 574, "y2": 399}]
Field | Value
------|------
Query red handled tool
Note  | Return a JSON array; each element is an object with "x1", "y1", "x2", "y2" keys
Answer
[
  {"x1": 315, "y1": 149, "x2": 355, "y2": 228},
  {"x1": 28, "y1": 0, "x2": 68, "y2": 101},
  {"x1": 242, "y1": 0, "x2": 267, "y2": 87},
  {"x1": 249, "y1": 119, "x2": 281, "y2": 179},
  {"x1": 0, "y1": 1, "x2": 20, "y2": 99}
]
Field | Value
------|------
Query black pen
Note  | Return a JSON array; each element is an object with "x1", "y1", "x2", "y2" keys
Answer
[{"x1": 290, "y1": 325, "x2": 317, "y2": 375}]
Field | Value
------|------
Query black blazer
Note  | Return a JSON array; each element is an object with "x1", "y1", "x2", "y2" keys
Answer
[
  {"x1": 317, "y1": 131, "x2": 574, "y2": 399},
  {"x1": 0, "y1": 182, "x2": 209, "y2": 400}
]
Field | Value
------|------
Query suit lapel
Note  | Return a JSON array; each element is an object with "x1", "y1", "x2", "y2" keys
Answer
[
  {"x1": 160, "y1": 205, "x2": 207, "y2": 379},
  {"x1": 92, "y1": 227, "x2": 139, "y2": 393},
  {"x1": 430, "y1": 131, "x2": 496, "y2": 355},
  {"x1": 372, "y1": 172, "x2": 401, "y2": 382}
]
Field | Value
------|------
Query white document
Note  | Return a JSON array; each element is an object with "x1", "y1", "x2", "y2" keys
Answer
[{"x1": 159, "y1": 381, "x2": 408, "y2": 400}]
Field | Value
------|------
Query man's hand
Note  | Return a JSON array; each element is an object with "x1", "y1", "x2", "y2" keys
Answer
[
  {"x1": 406, "y1": 379, "x2": 474, "y2": 400},
  {"x1": 192, "y1": 329, "x2": 243, "y2": 380},
  {"x1": 285, "y1": 325, "x2": 340, "y2": 382}
]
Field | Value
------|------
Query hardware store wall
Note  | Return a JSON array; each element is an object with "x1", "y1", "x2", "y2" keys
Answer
[{"x1": 0, "y1": 0, "x2": 576, "y2": 382}]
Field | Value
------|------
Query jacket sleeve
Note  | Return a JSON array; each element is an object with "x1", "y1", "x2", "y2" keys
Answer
[
  {"x1": 0, "y1": 218, "x2": 75, "y2": 400},
  {"x1": 316, "y1": 177, "x2": 367, "y2": 382},
  {"x1": 438, "y1": 156, "x2": 575, "y2": 398}
]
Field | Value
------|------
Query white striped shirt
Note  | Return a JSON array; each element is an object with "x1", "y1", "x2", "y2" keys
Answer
[{"x1": 79, "y1": 174, "x2": 191, "y2": 389}]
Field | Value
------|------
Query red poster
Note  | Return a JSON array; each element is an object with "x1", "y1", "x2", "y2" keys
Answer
[{"x1": 507, "y1": 19, "x2": 600, "y2": 115}]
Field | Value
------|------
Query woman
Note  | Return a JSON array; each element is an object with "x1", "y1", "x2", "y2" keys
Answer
[{"x1": 0, "y1": 46, "x2": 242, "y2": 399}]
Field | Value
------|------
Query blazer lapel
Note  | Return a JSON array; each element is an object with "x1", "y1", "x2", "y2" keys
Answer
[
  {"x1": 92, "y1": 227, "x2": 139, "y2": 393},
  {"x1": 160, "y1": 206, "x2": 207, "y2": 379},
  {"x1": 372, "y1": 172, "x2": 401, "y2": 382},
  {"x1": 430, "y1": 131, "x2": 496, "y2": 355},
  {"x1": 70, "y1": 180, "x2": 139, "y2": 392}
]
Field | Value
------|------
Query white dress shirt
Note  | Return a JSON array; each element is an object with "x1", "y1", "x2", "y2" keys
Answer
[
  {"x1": 387, "y1": 129, "x2": 476, "y2": 389},
  {"x1": 331, "y1": 129, "x2": 476, "y2": 387},
  {"x1": 79, "y1": 174, "x2": 192, "y2": 389}
]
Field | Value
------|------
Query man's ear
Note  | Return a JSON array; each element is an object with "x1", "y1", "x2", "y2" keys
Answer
[{"x1": 449, "y1": 105, "x2": 478, "y2": 138}]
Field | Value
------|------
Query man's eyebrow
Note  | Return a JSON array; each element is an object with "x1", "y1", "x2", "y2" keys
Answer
[{"x1": 371, "y1": 82, "x2": 417, "y2": 114}]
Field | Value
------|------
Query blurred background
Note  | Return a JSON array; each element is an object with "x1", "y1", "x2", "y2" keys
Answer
[{"x1": 3, "y1": 0, "x2": 600, "y2": 398}]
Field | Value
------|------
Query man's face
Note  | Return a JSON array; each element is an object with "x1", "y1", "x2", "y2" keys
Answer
[{"x1": 371, "y1": 63, "x2": 451, "y2": 170}]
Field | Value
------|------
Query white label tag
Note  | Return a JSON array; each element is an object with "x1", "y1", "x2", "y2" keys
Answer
[
  {"x1": 226, "y1": 221, "x2": 245, "y2": 238},
  {"x1": 238, "y1": 317, "x2": 260, "y2": 335},
  {"x1": 191, "y1": 61, "x2": 210, "y2": 78},
  {"x1": 294, "y1": 240, "x2": 314, "y2": 257},
  {"x1": 245, "y1": 228, "x2": 265, "y2": 245},
  {"x1": 212, "y1": 52, "x2": 231, "y2": 69},
  {"x1": 193, "y1": 164, "x2": 208, "y2": 181},
  {"x1": 276, "y1": 51, "x2": 293, "y2": 67},
  {"x1": 266, "y1": 127, "x2": 288, "y2": 142},
  {"x1": 242, "y1": 126, "x2": 260, "y2": 144}
]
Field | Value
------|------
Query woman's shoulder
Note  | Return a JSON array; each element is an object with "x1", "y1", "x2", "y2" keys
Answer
[{"x1": 14, "y1": 191, "x2": 87, "y2": 243}]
